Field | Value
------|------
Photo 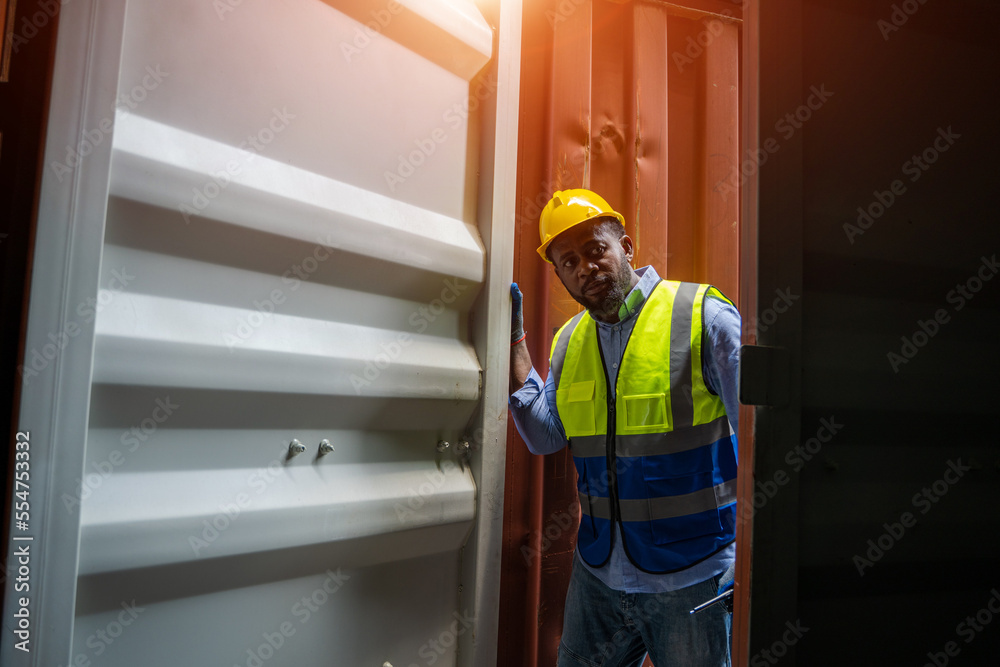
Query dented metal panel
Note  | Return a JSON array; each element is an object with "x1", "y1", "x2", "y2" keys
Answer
[{"x1": 502, "y1": 1, "x2": 743, "y2": 664}]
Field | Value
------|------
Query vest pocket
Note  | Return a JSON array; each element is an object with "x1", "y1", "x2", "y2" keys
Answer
[
  {"x1": 640, "y1": 453, "x2": 723, "y2": 545},
  {"x1": 563, "y1": 380, "x2": 596, "y2": 435},
  {"x1": 623, "y1": 393, "x2": 667, "y2": 428}
]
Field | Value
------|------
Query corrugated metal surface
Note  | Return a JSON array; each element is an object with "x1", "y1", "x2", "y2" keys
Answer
[
  {"x1": 500, "y1": 1, "x2": 744, "y2": 664},
  {"x1": 4, "y1": 0, "x2": 521, "y2": 664}
]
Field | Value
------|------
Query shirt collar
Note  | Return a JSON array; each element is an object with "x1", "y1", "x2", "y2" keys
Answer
[{"x1": 596, "y1": 265, "x2": 660, "y2": 326}]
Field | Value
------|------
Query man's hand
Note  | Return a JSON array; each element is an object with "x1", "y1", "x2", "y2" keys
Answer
[
  {"x1": 510, "y1": 282, "x2": 532, "y2": 394},
  {"x1": 511, "y1": 283, "x2": 526, "y2": 345}
]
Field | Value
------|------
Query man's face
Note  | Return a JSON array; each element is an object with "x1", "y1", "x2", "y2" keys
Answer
[{"x1": 547, "y1": 218, "x2": 638, "y2": 323}]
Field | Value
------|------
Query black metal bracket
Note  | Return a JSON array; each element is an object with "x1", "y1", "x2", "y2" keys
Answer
[{"x1": 739, "y1": 345, "x2": 789, "y2": 407}]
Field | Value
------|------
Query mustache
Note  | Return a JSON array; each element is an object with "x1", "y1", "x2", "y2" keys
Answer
[{"x1": 583, "y1": 276, "x2": 607, "y2": 292}]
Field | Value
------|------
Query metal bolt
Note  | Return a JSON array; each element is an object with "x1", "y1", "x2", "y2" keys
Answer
[
  {"x1": 383, "y1": 662, "x2": 394, "y2": 667},
  {"x1": 436, "y1": 440, "x2": 450, "y2": 453},
  {"x1": 288, "y1": 439, "x2": 306, "y2": 456},
  {"x1": 319, "y1": 439, "x2": 334, "y2": 455},
  {"x1": 455, "y1": 439, "x2": 470, "y2": 456}
]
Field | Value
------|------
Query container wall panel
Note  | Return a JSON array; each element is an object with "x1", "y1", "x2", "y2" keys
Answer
[
  {"x1": 3, "y1": 0, "x2": 520, "y2": 664},
  {"x1": 502, "y1": 1, "x2": 744, "y2": 664},
  {"x1": 78, "y1": 0, "x2": 486, "y2": 663}
]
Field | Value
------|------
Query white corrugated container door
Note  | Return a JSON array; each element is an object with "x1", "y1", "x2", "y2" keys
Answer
[{"x1": 2, "y1": 0, "x2": 520, "y2": 665}]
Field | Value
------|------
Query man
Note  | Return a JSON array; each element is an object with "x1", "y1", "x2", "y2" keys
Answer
[{"x1": 508, "y1": 189, "x2": 740, "y2": 666}]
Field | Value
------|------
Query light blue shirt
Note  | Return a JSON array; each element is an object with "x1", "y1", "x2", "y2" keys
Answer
[{"x1": 509, "y1": 266, "x2": 741, "y2": 593}]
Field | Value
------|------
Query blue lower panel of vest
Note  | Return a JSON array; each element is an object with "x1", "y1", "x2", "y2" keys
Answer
[
  {"x1": 577, "y1": 504, "x2": 736, "y2": 572},
  {"x1": 625, "y1": 504, "x2": 735, "y2": 572},
  {"x1": 581, "y1": 440, "x2": 736, "y2": 497},
  {"x1": 626, "y1": 442, "x2": 736, "y2": 492}
]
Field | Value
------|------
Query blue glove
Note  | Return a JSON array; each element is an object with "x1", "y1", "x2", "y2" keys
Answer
[{"x1": 511, "y1": 283, "x2": 525, "y2": 345}]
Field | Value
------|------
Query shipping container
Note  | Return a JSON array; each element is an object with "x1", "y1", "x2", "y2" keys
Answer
[
  {"x1": 2, "y1": 0, "x2": 521, "y2": 664},
  {"x1": 4, "y1": 0, "x2": 998, "y2": 665}
]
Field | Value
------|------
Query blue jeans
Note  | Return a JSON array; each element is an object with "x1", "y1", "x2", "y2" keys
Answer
[{"x1": 557, "y1": 557, "x2": 731, "y2": 667}]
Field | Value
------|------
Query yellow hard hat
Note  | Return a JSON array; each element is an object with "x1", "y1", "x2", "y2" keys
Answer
[{"x1": 537, "y1": 189, "x2": 625, "y2": 263}]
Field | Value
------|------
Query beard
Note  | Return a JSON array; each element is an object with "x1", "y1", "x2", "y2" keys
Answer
[{"x1": 575, "y1": 260, "x2": 633, "y2": 322}]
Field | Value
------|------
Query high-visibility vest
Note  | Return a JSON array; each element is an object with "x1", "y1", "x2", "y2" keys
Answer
[{"x1": 551, "y1": 280, "x2": 738, "y2": 573}]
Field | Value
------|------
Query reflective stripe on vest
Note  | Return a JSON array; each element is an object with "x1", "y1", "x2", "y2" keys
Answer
[
  {"x1": 568, "y1": 415, "x2": 731, "y2": 458},
  {"x1": 579, "y1": 479, "x2": 737, "y2": 522},
  {"x1": 550, "y1": 310, "x2": 586, "y2": 394},
  {"x1": 551, "y1": 280, "x2": 738, "y2": 573}
]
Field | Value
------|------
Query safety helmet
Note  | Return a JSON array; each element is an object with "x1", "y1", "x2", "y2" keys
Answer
[{"x1": 537, "y1": 189, "x2": 625, "y2": 263}]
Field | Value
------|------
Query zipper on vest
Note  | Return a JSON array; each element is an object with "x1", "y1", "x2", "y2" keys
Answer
[
  {"x1": 606, "y1": 403, "x2": 617, "y2": 533},
  {"x1": 594, "y1": 279, "x2": 653, "y2": 565},
  {"x1": 595, "y1": 330, "x2": 618, "y2": 557}
]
